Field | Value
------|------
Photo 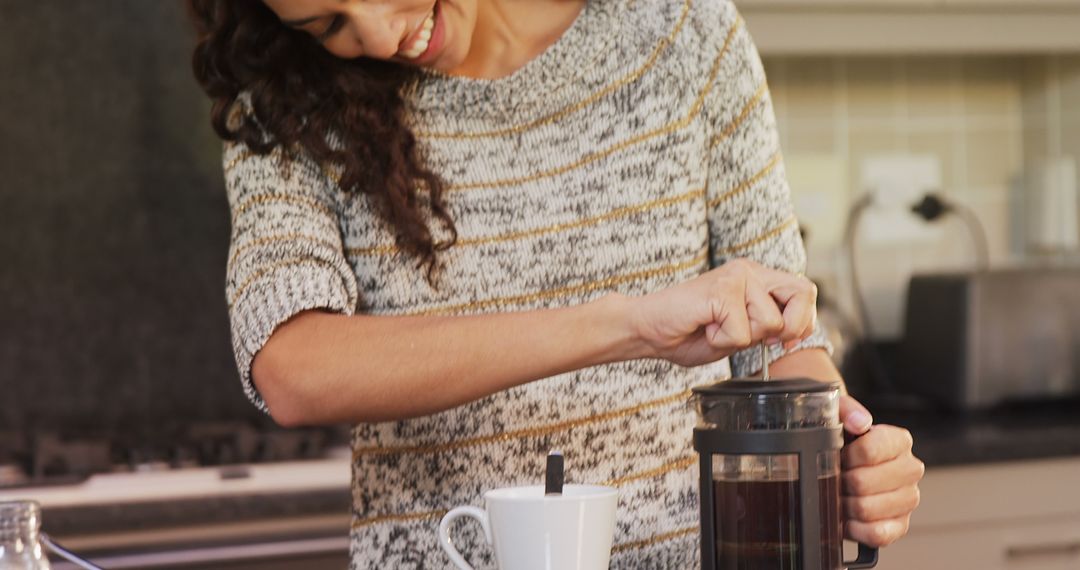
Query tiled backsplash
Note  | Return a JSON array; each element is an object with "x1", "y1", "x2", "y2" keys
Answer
[{"x1": 763, "y1": 56, "x2": 1080, "y2": 337}]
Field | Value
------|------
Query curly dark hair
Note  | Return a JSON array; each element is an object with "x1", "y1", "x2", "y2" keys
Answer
[{"x1": 186, "y1": 0, "x2": 457, "y2": 278}]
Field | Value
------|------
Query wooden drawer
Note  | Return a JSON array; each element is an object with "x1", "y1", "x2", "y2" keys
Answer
[
  {"x1": 872, "y1": 457, "x2": 1080, "y2": 570},
  {"x1": 876, "y1": 516, "x2": 1080, "y2": 570}
]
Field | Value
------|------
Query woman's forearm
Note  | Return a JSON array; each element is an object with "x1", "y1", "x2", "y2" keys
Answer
[
  {"x1": 769, "y1": 347, "x2": 846, "y2": 392},
  {"x1": 252, "y1": 259, "x2": 821, "y2": 427},
  {"x1": 252, "y1": 293, "x2": 644, "y2": 426}
]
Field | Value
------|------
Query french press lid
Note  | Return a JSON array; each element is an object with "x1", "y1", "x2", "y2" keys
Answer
[{"x1": 691, "y1": 378, "x2": 842, "y2": 432}]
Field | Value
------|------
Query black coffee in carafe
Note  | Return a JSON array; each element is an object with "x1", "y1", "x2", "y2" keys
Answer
[
  {"x1": 713, "y1": 475, "x2": 842, "y2": 569},
  {"x1": 692, "y1": 378, "x2": 877, "y2": 570}
]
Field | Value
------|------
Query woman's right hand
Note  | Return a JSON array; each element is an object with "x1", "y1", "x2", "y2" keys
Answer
[{"x1": 629, "y1": 258, "x2": 818, "y2": 367}]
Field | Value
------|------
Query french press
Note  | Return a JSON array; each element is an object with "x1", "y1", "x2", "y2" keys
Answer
[{"x1": 691, "y1": 347, "x2": 878, "y2": 570}]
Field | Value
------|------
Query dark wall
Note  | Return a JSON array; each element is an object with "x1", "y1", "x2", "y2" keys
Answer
[{"x1": 0, "y1": 2, "x2": 263, "y2": 430}]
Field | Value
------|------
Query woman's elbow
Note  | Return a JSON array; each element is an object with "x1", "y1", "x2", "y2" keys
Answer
[{"x1": 251, "y1": 343, "x2": 314, "y2": 428}]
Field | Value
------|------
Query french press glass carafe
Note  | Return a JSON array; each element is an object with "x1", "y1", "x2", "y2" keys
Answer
[{"x1": 692, "y1": 376, "x2": 878, "y2": 570}]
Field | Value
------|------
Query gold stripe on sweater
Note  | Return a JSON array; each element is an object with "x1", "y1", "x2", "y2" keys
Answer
[
  {"x1": 229, "y1": 233, "x2": 342, "y2": 268},
  {"x1": 602, "y1": 456, "x2": 696, "y2": 487},
  {"x1": 405, "y1": 250, "x2": 708, "y2": 317},
  {"x1": 715, "y1": 215, "x2": 799, "y2": 257},
  {"x1": 223, "y1": 149, "x2": 255, "y2": 175},
  {"x1": 446, "y1": 17, "x2": 745, "y2": 193},
  {"x1": 223, "y1": 146, "x2": 345, "y2": 187},
  {"x1": 612, "y1": 526, "x2": 699, "y2": 553},
  {"x1": 227, "y1": 257, "x2": 342, "y2": 309},
  {"x1": 346, "y1": 187, "x2": 707, "y2": 257},
  {"x1": 353, "y1": 388, "x2": 693, "y2": 459},
  {"x1": 231, "y1": 193, "x2": 337, "y2": 221},
  {"x1": 707, "y1": 152, "x2": 783, "y2": 208},
  {"x1": 351, "y1": 454, "x2": 701, "y2": 529},
  {"x1": 350, "y1": 509, "x2": 446, "y2": 530},
  {"x1": 224, "y1": 144, "x2": 291, "y2": 176},
  {"x1": 415, "y1": 0, "x2": 693, "y2": 140},
  {"x1": 709, "y1": 82, "x2": 770, "y2": 150}
]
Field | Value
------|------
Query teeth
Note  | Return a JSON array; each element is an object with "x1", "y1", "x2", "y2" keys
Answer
[
  {"x1": 400, "y1": 39, "x2": 428, "y2": 59},
  {"x1": 398, "y1": 10, "x2": 435, "y2": 59}
]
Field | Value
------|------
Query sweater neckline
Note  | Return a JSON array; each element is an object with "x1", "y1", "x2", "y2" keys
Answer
[{"x1": 408, "y1": 0, "x2": 620, "y2": 119}]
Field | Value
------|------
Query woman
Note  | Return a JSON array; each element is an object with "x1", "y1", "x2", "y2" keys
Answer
[{"x1": 188, "y1": 0, "x2": 923, "y2": 566}]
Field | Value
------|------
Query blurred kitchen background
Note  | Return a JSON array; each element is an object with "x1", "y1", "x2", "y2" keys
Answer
[{"x1": 2, "y1": 1, "x2": 1079, "y2": 569}]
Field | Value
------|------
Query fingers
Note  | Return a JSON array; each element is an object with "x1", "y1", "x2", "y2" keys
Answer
[
  {"x1": 640, "y1": 258, "x2": 819, "y2": 366},
  {"x1": 739, "y1": 260, "x2": 818, "y2": 345},
  {"x1": 839, "y1": 395, "x2": 874, "y2": 436},
  {"x1": 844, "y1": 485, "x2": 921, "y2": 522},
  {"x1": 846, "y1": 516, "x2": 911, "y2": 548},
  {"x1": 743, "y1": 270, "x2": 785, "y2": 342},
  {"x1": 844, "y1": 451, "x2": 925, "y2": 496},
  {"x1": 843, "y1": 425, "x2": 914, "y2": 469},
  {"x1": 776, "y1": 286, "x2": 816, "y2": 344},
  {"x1": 842, "y1": 423, "x2": 924, "y2": 546},
  {"x1": 705, "y1": 280, "x2": 752, "y2": 349},
  {"x1": 712, "y1": 259, "x2": 814, "y2": 347}
]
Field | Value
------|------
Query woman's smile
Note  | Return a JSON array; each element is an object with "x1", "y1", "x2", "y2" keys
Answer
[
  {"x1": 396, "y1": 5, "x2": 435, "y2": 59},
  {"x1": 396, "y1": 0, "x2": 446, "y2": 65}
]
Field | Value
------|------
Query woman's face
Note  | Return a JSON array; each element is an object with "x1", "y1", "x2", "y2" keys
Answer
[{"x1": 262, "y1": 0, "x2": 477, "y2": 72}]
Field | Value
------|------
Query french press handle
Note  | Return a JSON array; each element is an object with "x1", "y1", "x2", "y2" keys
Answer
[
  {"x1": 843, "y1": 428, "x2": 879, "y2": 569},
  {"x1": 845, "y1": 542, "x2": 879, "y2": 569}
]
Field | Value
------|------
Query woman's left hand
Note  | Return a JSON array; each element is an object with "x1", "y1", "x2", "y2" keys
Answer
[{"x1": 839, "y1": 395, "x2": 925, "y2": 547}]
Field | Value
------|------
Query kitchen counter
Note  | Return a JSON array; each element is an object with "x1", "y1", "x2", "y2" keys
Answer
[
  {"x1": 1, "y1": 458, "x2": 354, "y2": 569},
  {"x1": 28, "y1": 400, "x2": 1080, "y2": 535},
  {"x1": 870, "y1": 397, "x2": 1080, "y2": 467},
  {"x1": 42, "y1": 487, "x2": 351, "y2": 537},
  {"x1": 16, "y1": 400, "x2": 1080, "y2": 568}
]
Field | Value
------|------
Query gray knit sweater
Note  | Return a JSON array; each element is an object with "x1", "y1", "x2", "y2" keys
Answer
[{"x1": 223, "y1": 0, "x2": 829, "y2": 566}]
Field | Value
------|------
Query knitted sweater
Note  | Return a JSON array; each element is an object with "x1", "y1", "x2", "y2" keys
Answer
[{"x1": 223, "y1": 0, "x2": 830, "y2": 566}]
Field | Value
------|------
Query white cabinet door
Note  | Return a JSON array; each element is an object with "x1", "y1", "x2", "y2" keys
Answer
[
  {"x1": 736, "y1": 0, "x2": 939, "y2": 6},
  {"x1": 739, "y1": 0, "x2": 1080, "y2": 53},
  {"x1": 945, "y1": 0, "x2": 1080, "y2": 7},
  {"x1": 737, "y1": 0, "x2": 1080, "y2": 7}
]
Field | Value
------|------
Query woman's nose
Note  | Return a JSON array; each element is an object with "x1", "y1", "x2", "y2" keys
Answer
[{"x1": 344, "y1": 5, "x2": 408, "y2": 59}]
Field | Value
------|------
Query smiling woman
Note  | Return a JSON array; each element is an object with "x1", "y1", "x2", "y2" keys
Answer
[
  {"x1": 185, "y1": 0, "x2": 922, "y2": 567},
  {"x1": 264, "y1": 0, "x2": 465, "y2": 64},
  {"x1": 188, "y1": 0, "x2": 455, "y2": 277}
]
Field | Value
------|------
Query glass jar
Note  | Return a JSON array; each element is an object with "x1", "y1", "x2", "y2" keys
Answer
[
  {"x1": 693, "y1": 379, "x2": 843, "y2": 570},
  {"x1": 0, "y1": 500, "x2": 51, "y2": 570}
]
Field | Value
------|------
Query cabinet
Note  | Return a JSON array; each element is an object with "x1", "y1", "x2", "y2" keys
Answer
[
  {"x1": 737, "y1": 0, "x2": 1080, "y2": 54},
  {"x1": 739, "y1": 0, "x2": 1079, "y2": 7},
  {"x1": 739, "y1": 1, "x2": 937, "y2": 6},
  {"x1": 874, "y1": 457, "x2": 1080, "y2": 570},
  {"x1": 944, "y1": 0, "x2": 1080, "y2": 7}
]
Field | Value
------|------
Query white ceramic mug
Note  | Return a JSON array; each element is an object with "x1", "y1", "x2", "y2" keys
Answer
[{"x1": 438, "y1": 484, "x2": 618, "y2": 570}]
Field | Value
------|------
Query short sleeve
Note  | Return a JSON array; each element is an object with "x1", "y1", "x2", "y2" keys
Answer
[
  {"x1": 223, "y1": 142, "x2": 359, "y2": 412},
  {"x1": 702, "y1": 5, "x2": 831, "y2": 378}
]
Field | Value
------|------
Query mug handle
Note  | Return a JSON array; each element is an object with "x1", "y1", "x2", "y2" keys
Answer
[{"x1": 439, "y1": 506, "x2": 493, "y2": 570}]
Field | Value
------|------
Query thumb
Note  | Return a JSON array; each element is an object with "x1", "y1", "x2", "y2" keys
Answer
[{"x1": 839, "y1": 394, "x2": 873, "y2": 435}]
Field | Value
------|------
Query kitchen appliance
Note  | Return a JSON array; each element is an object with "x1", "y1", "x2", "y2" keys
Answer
[
  {"x1": 692, "y1": 377, "x2": 877, "y2": 569},
  {"x1": 900, "y1": 268, "x2": 1080, "y2": 410}
]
